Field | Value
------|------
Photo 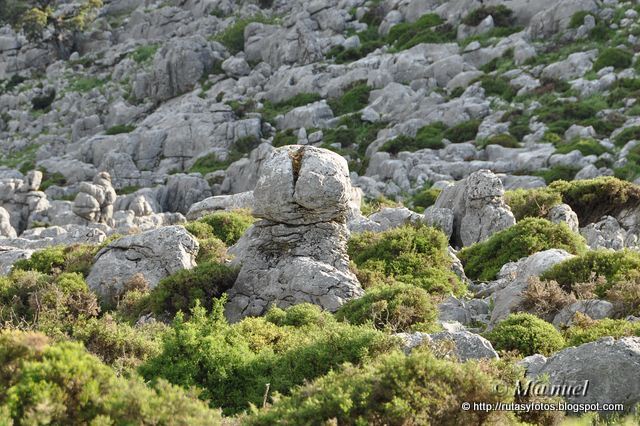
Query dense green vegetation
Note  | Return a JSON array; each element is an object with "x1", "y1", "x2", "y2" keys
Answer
[
  {"x1": 563, "y1": 314, "x2": 640, "y2": 346},
  {"x1": 541, "y1": 249, "x2": 640, "y2": 297},
  {"x1": 348, "y1": 225, "x2": 465, "y2": 296},
  {"x1": 459, "y1": 218, "x2": 587, "y2": 281},
  {"x1": 486, "y1": 313, "x2": 565, "y2": 356},
  {"x1": 141, "y1": 301, "x2": 395, "y2": 415}
]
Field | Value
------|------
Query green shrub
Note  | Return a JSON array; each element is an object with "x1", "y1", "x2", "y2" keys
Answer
[
  {"x1": 105, "y1": 124, "x2": 135, "y2": 135},
  {"x1": 380, "y1": 122, "x2": 447, "y2": 154},
  {"x1": 479, "y1": 76, "x2": 516, "y2": 101},
  {"x1": 149, "y1": 261, "x2": 238, "y2": 317},
  {"x1": 190, "y1": 136, "x2": 261, "y2": 174},
  {"x1": 327, "y1": 26, "x2": 384, "y2": 63},
  {"x1": 554, "y1": 138, "x2": 608, "y2": 156},
  {"x1": 39, "y1": 170, "x2": 67, "y2": 190},
  {"x1": 548, "y1": 176, "x2": 640, "y2": 224},
  {"x1": 569, "y1": 10, "x2": 592, "y2": 28},
  {"x1": 477, "y1": 133, "x2": 520, "y2": 149},
  {"x1": 69, "y1": 76, "x2": 106, "y2": 92},
  {"x1": 245, "y1": 348, "x2": 520, "y2": 425},
  {"x1": 459, "y1": 218, "x2": 587, "y2": 281},
  {"x1": 536, "y1": 96, "x2": 608, "y2": 136},
  {"x1": 215, "y1": 15, "x2": 271, "y2": 54},
  {"x1": 614, "y1": 125, "x2": 640, "y2": 147},
  {"x1": 130, "y1": 44, "x2": 159, "y2": 63},
  {"x1": 387, "y1": 13, "x2": 456, "y2": 51},
  {"x1": 541, "y1": 249, "x2": 640, "y2": 297},
  {"x1": 443, "y1": 119, "x2": 480, "y2": 143},
  {"x1": 141, "y1": 301, "x2": 394, "y2": 414},
  {"x1": 272, "y1": 129, "x2": 297, "y2": 147},
  {"x1": 336, "y1": 283, "x2": 438, "y2": 332},
  {"x1": 533, "y1": 165, "x2": 580, "y2": 185},
  {"x1": 328, "y1": 82, "x2": 371, "y2": 116},
  {"x1": 197, "y1": 210, "x2": 254, "y2": 245},
  {"x1": 0, "y1": 330, "x2": 221, "y2": 425},
  {"x1": 486, "y1": 313, "x2": 565, "y2": 356},
  {"x1": 463, "y1": 5, "x2": 514, "y2": 27},
  {"x1": 72, "y1": 315, "x2": 163, "y2": 368},
  {"x1": 409, "y1": 186, "x2": 441, "y2": 213},
  {"x1": 563, "y1": 314, "x2": 640, "y2": 347},
  {"x1": 261, "y1": 92, "x2": 323, "y2": 123},
  {"x1": 348, "y1": 225, "x2": 465, "y2": 296},
  {"x1": 31, "y1": 89, "x2": 55, "y2": 110},
  {"x1": 13, "y1": 244, "x2": 99, "y2": 277},
  {"x1": 593, "y1": 48, "x2": 632, "y2": 71}
]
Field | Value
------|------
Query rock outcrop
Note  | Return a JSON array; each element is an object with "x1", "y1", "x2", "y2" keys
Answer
[
  {"x1": 72, "y1": 172, "x2": 117, "y2": 226},
  {"x1": 225, "y1": 145, "x2": 363, "y2": 322},
  {"x1": 87, "y1": 225, "x2": 198, "y2": 301},
  {"x1": 433, "y1": 169, "x2": 516, "y2": 248}
]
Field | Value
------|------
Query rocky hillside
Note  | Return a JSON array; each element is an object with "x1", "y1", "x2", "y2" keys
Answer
[{"x1": 1, "y1": 0, "x2": 640, "y2": 423}]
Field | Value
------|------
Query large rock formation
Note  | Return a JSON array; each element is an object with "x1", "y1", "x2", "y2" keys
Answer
[
  {"x1": 87, "y1": 225, "x2": 198, "y2": 301},
  {"x1": 533, "y1": 337, "x2": 640, "y2": 410},
  {"x1": 0, "y1": 170, "x2": 49, "y2": 234},
  {"x1": 225, "y1": 145, "x2": 364, "y2": 322},
  {"x1": 72, "y1": 172, "x2": 117, "y2": 226},
  {"x1": 433, "y1": 169, "x2": 516, "y2": 248}
]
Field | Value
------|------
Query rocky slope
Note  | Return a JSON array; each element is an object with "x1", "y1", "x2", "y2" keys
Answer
[{"x1": 1, "y1": 0, "x2": 640, "y2": 423}]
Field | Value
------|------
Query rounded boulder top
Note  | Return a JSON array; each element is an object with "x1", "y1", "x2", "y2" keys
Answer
[{"x1": 253, "y1": 145, "x2": 352, "y2": 225}]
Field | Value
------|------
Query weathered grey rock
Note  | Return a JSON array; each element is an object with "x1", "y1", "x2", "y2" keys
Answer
[
  {"x1": 72, "y1": 172, "x2": 117, "y2": 225},
  {"x1": 541, "y1": 50, "x2": 596, "y2": 81},
  {"x1": 186, "y1": 192, "x2": 255, "y2": 220},
  {"x1": 276, "y1": 101, "x2": 334, "y2": 130},
  {"x1": 87, "y1": 226, "x2": 198, "y2": 301},
  {"x1": 489, "y1": 249, "x2": 575, "y2": 326},
  {"x1": 553, "y1": 300, "x2": 615, "y2": 327},
  {"x1": 221, "y1": 55, "x2": 251, "y2": 78},
  {"x1": 156, "y1": 174, "x2": 212, "y2": 215},
  {"x1": 527, "y1": 0, "x2": 598, "y2": 39},
  {"x1": 548, "y1": 203, "x2": 579, "y2": 233},
  {"x1": 0, "y1": 246, "x2": 33, "y2": 275},
  {"x1": 0, "y1": 207, "x2": 17, "y2": 238},
  {"x1": 535, "y1": 337, "x2": 640, "y2": 410},
  {"x1": 148, "y1": 36, "x2": 219, "y2": 102},
  {"x1": 518, "y1": 354, "x2": 548, "y2": 377},
  {"x1": 396, "y1": 330, "x2": 499, "y2": 361},
  {"x1": 225, "y1": 146, "x2": 363, "y2": 322},
  {"x1": 580, "y1": 216, "x2": 636, "y2": 250},
  {"x1": 434, "y1": 169, "x2": 515, "y2": 248}
]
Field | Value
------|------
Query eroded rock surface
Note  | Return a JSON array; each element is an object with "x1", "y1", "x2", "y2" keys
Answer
[{"x1": 225, "y1": 145, "x2": 363, "y2": 322}]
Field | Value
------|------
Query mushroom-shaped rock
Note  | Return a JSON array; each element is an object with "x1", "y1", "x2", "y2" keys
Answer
[{"x1": 225, "y1": 145, "x2": 363, "y2": 322}]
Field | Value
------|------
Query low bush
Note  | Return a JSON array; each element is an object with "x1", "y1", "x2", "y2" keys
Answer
[
  {"x1": 459, "y1": 218, "x2": 587, "y2": 281},
  {"x1": 348, "y1": 225, "x2": 465, "y2": 296},
  {"x1": 614, "y1": 125, "x2": 640, "y2": 147},
  {"x1": 504, "y1": 188, "x2": 563, "y2": 221},
  {"x1": 593, "y1": 48, "x2": 632, "y2": 72},
  {"x1": 548, "y1": 176, "x2": 640, "y2": 224},
  {"x1": 563, "y1": 314, "x2": 640, "y2": 346},
  {"x1": 554, "y1": 138, "x2": 608, "y2": 156},
  {"x1": 486, "y1": 313, "x2": 565, "y2": 356},
  {"x1": 443, "y1": 119, "x2": 480, "y2": 143},
  {"x1": 387, "y1": 13, "x2": 456, "y2": 51},
  {"x1": 141, "y1": 301, "x2": 394, "y2": 414},
  {"x1": 13, "y1": 244, "x2": 99, "y2": 277},
  {"x1": 533, "y1": 165, "x2": 579, "y2": 185},
  {"x1": 105, "y1": 124, "x2": 135, "y2": 135},
  {"x1": 245, "y1": 348, "x2": 521, "y2": 425},
  {"x1": 328, "y1": 82, "x2": 371, "y2": 116},
  {"x1": 380, "y1": 122, "x2": 447, "y2": 154},
  {"x1": 214, "y1": 15, "x2": 271, "y2": 54},
  {"x1": 149, "y1": 261, "x2": 238, "y2": 318},
  {"x1": 569, "y1": 10, "x2": 593, "y2": 29},
  {"x1": 130, "y1": 44, "x2": 159, "y2": 63},
  {"x1": 408, "y1": 185, "x2": 441, "y2": 213},
  {"x1": 541, "y1": 249, "x2": 640, "y2": 297},
  {"x1": 605, "y1": 272, "x2": 640, "y2": 316},
  {"x1": 190, "y1": 135, "x2": 261, "y2": 174},
  {"x1": 336, "y1": 283, "x2": 438, "y2": 332},
  {"x1": 518, "y1": 277, "x2": 576, "y2": 322},
  {"x1": 463, "y1": 5, "x2": 514, "y2": 27},
  {"x1": 479, "y1": 76, "x2": 516, "y2": 101},
  {"x1": 477, "y1": 133, "x2": 519, "y2": 149},
  {"x1": 31, "y1": 89, "x2": 55, "y2": 110},
  {"x1": 0, "y1": 330, "x2": 221, "y2": 425},
  {"x1": 196, "y1": 210, "x2": 254, "y2": 245}
]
